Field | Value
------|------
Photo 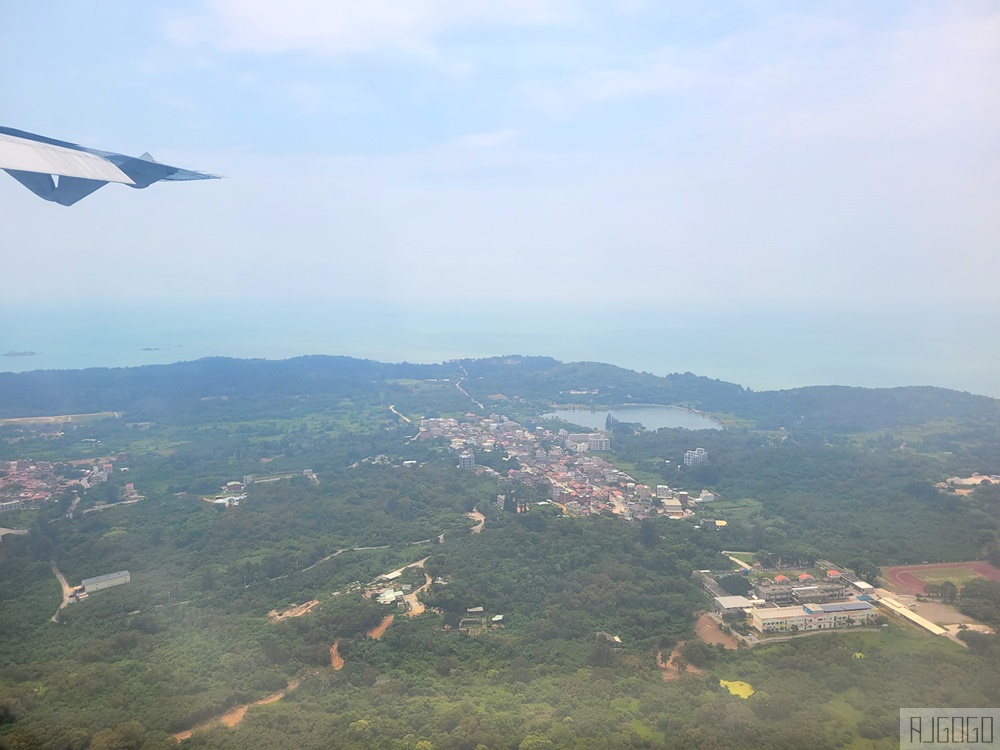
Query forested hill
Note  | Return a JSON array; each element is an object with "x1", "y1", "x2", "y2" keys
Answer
[
  {"x1": 0, "y1": 356, "x2": 457, "y2": 420},
  {"x1": 456, "y1": 356, "x2": 1000, "y2": 433},
  {"x1": 1, "y1": 354, "x2": 998, "y2": 434},
  {"x1": 730, "y1": 385, "x2": 1000, "y2": 433}
]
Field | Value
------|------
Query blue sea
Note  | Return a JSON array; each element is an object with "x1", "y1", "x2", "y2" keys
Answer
[{"x1": 1, "y1": 302, "x2": 997, "y2": 398}]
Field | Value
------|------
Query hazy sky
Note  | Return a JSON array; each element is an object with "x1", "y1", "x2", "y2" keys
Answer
[{"x1": 2, "y1": 2, "x2": 999, "y2": 312}]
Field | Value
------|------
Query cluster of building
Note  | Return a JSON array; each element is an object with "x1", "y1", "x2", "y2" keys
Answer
[
  {"x1": 204, "y1": 470, "x2": 320, "y2": 507},
  {"x1": 705, "y1": 567, "x2": 880, "y2": 634},
  {"x1": 937, "y1": 473, "x2": 1000, "y2": 495},
  {"x1": 203, "y1": 480, "x2": 248, "y2": 507},
  {"x1": 0, "y1": 456, "x2": 127, "y2": 513},
  {"x1": 418, "y1": 414, "x2": 715, "y2": 523},
  {"x1": 444, "y1": 606, "x2": 504, "y2": 635}
]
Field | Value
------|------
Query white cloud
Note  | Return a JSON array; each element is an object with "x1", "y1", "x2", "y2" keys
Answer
[
  {"x1": 522, "y1": 4, "x2": 1000, "y2": 140},
  {"x1": 170, "y1": 0, "x2": 578, "y2": 56}
]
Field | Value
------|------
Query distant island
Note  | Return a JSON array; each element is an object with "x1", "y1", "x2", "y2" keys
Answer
[{"x1": 2, "y1": 350, "x2": 37, "y2": 357}]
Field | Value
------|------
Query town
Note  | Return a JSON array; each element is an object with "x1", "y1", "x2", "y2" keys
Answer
[
  {"x1": 0, "y1": 455, "x2": 141, "y2": 514},
  {"x1": 417, "y1": 412, "x2": 714, "y2": 522}
]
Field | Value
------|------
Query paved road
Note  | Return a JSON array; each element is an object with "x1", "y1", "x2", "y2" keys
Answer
[
  {"x1": 455, "y1": 366, "x2": 485, "y2": 410},
  {"x1": 388, "y1": 404, "x2": 412, "y2": 424}
]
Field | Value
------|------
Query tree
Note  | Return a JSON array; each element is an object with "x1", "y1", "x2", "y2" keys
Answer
[
  {"x1": 637, "y1": 519, "x2": 659, "y2": 548},
  {"x1": 718, "y1": 574, "x2": 752, "y2": 595},
  {"x1": 589, "y1": 643, "x2": 615, "y2": 668},
  {"x1": 849, "y1": 558, "x2": 881, "y2": 585},
  {"x1": 519, "y1": 735, "x2": 554, "y2": 750},
  {"x1": 680, "y1": 640, "x2": 712, "y2": 668},
  {"x1": 940, "y1": 580, "x2": 958, "y2": 603},
  {"x1": 348, "y1": 719, "x2": 374, "y2": 741}
]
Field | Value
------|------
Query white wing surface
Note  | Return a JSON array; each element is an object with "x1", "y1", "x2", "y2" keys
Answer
[{"x1": 0, "y1": 132, "x2": 135, "y2": 184}]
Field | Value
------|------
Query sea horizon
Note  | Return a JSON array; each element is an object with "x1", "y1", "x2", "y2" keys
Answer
[{"x1": 3, "y1": 302, "x2": 998, "y2": 399}]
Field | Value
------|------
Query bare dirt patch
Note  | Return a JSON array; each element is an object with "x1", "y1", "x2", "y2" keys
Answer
[
  {"x1": 404, "y1": 573, "x2": 432, "y2": 616},
  {"x1": 268, "y1": 599, "x2": 319, "y2": 621},
  {"x1": 330, "y1": 641, "x2": 345, "y2": 670},
  {"x1": 467, "y1": 510, "x2": 485, "y2": 534},
  {"x1": 899, "y1": 597, "x2": 980, "y2": 626},
  {"x1": 695, "y1": 613, "x2": 738, "y2": 649},
  {"x1": 0, "y1": 411, "x2": 119, "y2": 426},
  {"x1": 218, "y1": 706, "x2": 248, "y2": 728},
  {"x1": 368, "y1": 614, "x2": 394, "y2": 640},
  {"x1": 657, "y1": 646, "x2": 706, "y2": 681}
]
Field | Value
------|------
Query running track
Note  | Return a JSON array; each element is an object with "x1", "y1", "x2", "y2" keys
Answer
[{"x1": 882, "y1": 560, "x2": 1000, "y2": 594}]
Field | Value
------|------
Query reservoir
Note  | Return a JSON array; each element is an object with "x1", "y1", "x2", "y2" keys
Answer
[{"x1": 543, "y1": 405, "x2": 721, "y2": 431}]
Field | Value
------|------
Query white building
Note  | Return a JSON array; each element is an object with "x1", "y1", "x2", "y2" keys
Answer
[
  {"x1": 714, "y1": 595, "x2": 753, "y2": 613},
  {"x1": 684, "y1": 448, "x2": 708, "y2": 466},
  {"x1": 588, "y1": 435, "x2": 611, "y2": 451},
  {"x1": 82, "y1": 570, "x2": 130, "y2": 593},
  {"x1": 750, "y1": 601, "x2": 877, "y2": 633},
  {"x1": 458, "y1": 452, "x2": 476, "y2": 470}
]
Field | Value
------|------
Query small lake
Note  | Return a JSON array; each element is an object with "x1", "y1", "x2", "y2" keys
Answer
[{"x1": 542, "y1": 405, "x2": 722, "y2": 431}]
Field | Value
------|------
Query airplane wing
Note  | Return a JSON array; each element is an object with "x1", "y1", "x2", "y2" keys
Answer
[
  {"x1": 0, "y1": 126, "x2": 219, "y2": 206},
  {"x1": 0, "y1": 131, "x2": 135, "y2": 184}
]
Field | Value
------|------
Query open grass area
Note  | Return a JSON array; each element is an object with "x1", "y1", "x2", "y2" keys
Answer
[
  {"x1": 605, "y1": 459, "x2": 662, "y2": 489},
  {"x1": 720, "y1": 679, "x2": 755, "y2": 698},
  {"x1": 919, "y1": 567, "x2": 984, "y2": 586},
  {"x1": 705, "y1": 498, "x2": 767, "y2": 526}
]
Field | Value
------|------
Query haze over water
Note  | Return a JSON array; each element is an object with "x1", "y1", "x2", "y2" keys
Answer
[
  {"x1": 544, "y1": 407, "x2": 721, "y2": 432},
  {"x1": 3, "y1": 303, "x2": 997, "y2": 399}
]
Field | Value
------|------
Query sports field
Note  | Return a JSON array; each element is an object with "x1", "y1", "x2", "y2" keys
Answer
[{"x1": 882, "y1": 561, "x2": 1000, "y2": 594}]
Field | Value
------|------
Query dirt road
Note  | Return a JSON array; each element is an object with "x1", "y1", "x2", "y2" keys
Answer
[
  {"x1": 368, "y1": 614, "x2": 394, "y2": 639},
  {"x1": 49, "y1": 560, "x2": 73, "y2": 622},
  {"x1": 330, "y1": 641, "x2": 345, "y2": 669},
  {"x1": 404, "y1": 573, "x2": 432, "y2": 616},
  {"x1": 173, "y1": 679, "x2": 302, "y2": 741},
  {"x1": 268, "y1": 600, "x2": 320, "y2": 621}
]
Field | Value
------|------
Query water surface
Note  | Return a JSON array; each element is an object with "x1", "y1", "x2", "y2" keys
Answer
[{"x1": 543, "y1": 405, "x2": 721, "y2": 431}]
